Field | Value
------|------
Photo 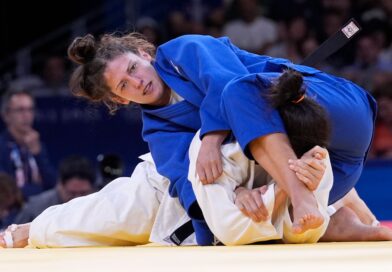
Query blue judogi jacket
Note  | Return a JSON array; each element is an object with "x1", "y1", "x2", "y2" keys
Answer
[{"x1": 140, "y1": 35, "x2": 376, "y2": 245}]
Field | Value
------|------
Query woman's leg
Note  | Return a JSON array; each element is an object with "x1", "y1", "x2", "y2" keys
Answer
[
  {"x1": 220, "y1": 78, "x2": 324, "y2": 234},
  {"x1": 320, "y1": 207, "x2": 392, "y2": 242},
  {"x1": 332, "y1": 188, "x2": 379, "y2": 226},
  {"x1": 249, "y1": 134, "x2": 324, "y2": 234}
]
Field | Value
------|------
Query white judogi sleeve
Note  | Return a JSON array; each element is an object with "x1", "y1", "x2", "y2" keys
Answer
[
  {"x1": 29, "y1": 154, "x2": 167, "y2": 248},
  {"x1": 188, "y1": 131, "x2": 333, "y2": 245}
]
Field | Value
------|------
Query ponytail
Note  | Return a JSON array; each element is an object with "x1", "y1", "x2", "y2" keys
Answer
[{"x1": 267, "y1": 70, "x2": 330, "y2": 157}]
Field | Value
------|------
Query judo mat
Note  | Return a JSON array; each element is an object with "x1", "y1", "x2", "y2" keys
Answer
[{"x1": 1, "y1": 241, "x2": 392, "y2": 272}]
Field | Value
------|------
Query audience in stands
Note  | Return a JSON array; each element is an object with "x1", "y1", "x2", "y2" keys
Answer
[
  {"x1": 223, "y1": 0, "x2": 277, "y2": 54},
  {"x1": 0, "y1": 173, "x2": 23, "y2": 231},
  {"x1": 33, "y1": 56, "x2": 70, "y2": 97},
  {"x1": 96, "y1": 154, "x2": 123, "y2": 189},
  {"x1": 370, "y1": 83, "x2": 392, "y2": 159},
  {"x1": 13, "y1": 155, "x2": 95, "y2": 224},
  {"x1": 1, "y1": 0, "x2": 392, "y2": 160},
  {"x1": 0, "y1": 89, "x2": 56, "y2": 199}
]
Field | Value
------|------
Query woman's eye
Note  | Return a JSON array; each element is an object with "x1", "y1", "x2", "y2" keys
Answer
[{"x1": 121, "y1": 81, "x2": 127, "y2": 90}]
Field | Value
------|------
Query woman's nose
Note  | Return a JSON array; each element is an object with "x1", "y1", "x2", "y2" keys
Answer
[{"x1": 129, "y1": 76, "x2": 143, "y2": 89}]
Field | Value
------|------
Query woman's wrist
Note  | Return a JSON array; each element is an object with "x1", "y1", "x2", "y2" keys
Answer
[
  {"x1": 202, "y1": 130, "x2": 229, "y2": 146},
  {"x1": 234, "y1": 186, "x2": 246, "y2": 195}
]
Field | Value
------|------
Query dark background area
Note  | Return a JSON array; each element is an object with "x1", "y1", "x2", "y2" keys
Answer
[{"x1": 0, "y1": 1, "x2": 100, "y2": 59}]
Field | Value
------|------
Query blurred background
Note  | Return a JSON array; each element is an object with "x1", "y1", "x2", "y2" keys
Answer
[{"x1": 0, "y1": 0, "x2": 391, "y2": 227}]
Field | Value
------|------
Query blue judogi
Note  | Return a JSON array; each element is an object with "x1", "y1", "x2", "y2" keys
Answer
[
  {"x1": 142, "y1": 35, "x2": 252, "y2": 245},
  {"x1": 140, "y1": 35, "x2": 375, "y2": 244},
  {"x1": 221, "y1": 69, "x2": 376, "y2": 204}
]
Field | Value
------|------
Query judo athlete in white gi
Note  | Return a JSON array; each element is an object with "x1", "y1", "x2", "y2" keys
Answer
[
  {"x1": 0, "y1": 141, "x2": 330, "y2": 248},
  {"x1": 1, "y1": 68, "x2": 334, "y2": 248},
  {"x1": 188, "y1": 133, "x2": 332, "y2": 245}
]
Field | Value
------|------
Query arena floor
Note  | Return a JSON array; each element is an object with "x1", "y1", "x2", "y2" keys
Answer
[{"x1": 1, "y1": 241, "x2": 392, "y2": 272}]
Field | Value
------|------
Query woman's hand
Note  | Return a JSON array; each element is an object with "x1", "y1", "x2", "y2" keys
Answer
[
  {"x1": 234, "y1": 186, "x2": 269, "y2": 222},
  {"x1": 196, "y1": 131, "x2": 228, "y2": 184},
  {"x1": 288, "y1": 145, "x2": 327, "y2": 191}
]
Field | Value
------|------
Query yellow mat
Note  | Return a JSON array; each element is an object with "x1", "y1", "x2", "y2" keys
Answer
[{"x1": 1, "y1": 242, "x2": 392, "y2": 272}]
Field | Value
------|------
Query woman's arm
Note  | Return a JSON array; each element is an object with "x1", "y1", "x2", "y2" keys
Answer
[{"x1": 196, "y1": 130, "x2": 229, "y2": 184}]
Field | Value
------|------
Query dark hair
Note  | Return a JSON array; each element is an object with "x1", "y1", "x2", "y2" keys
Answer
[
  {"x1": 59, "y1": 155, "x2": 96, "y2": 185},
  {"x1": 267, "y1": 69, "x2": 331, "y2": 157},
  {"x1": 68, "y1": 32, "x2": 156, "y2": 113},
  {"x1": 1, "y1": 89, "x2": 34, "y2": 116},
  {"x1": 0, "y1": 172, "x2": 23, "y2": 210}
]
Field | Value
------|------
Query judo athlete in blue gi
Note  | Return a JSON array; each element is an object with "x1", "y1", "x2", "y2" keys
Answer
[
  {"x1": 2, "y1": 57, "x2": 391, "y2": 247},
  {"x1": 64, "y1": 33, "x2": 377, "y2": 245}
]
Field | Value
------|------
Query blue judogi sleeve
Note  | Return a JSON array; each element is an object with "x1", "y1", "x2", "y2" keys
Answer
[
  {"x1": 155, "y1": 35, "x2": 251, "y2": 138},
  {"x1": 142, "y1": 113, "x2": 197, "y2": 213},
  {"x1": 142, "y1": 107, "x2": 215, "y2": 245}
]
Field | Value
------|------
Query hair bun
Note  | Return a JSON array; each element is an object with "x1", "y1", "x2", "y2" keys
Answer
[
  {"x1": 268, "y1": 69, "x2": 305, "y2": 108},
  {"x1": 68, "y1": 34, "x2": 96, "y2": 65}
]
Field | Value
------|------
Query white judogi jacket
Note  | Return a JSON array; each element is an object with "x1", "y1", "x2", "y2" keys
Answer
[{"x1": 29, "y1": 134, "x2": 332, "y2": 247}]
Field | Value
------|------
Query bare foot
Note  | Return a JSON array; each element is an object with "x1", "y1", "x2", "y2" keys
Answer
[
  {"x1": 0, "y1": 224, "x2": 30, "y2": 248},
  {"x1": 291, "y1": 192, "x2": 324, "y2": 234},
  {"x1": 320, "y1": 207, "x2": 392, "y2": 242}
]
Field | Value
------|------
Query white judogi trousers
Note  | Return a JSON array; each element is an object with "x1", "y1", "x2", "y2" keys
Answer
[
  {"x1": 188, "y1": 132, "x2": 333, "y2": 245},
  {"x1": 29, "y1": 154, "x2": 196, "y2": 248},
  {"x1": 29, "y1": 134, "x2": 332, "y2": 247}
]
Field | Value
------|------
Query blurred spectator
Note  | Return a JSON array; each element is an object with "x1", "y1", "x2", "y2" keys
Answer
[
  {"x1": 165, "y1": 11, "x2": 192, "y2": 40},
  {"x1": 267, "y1": 16, "x2": 309, "y2": 63},
  {"x1": 321, "y1": 0, "x2": 353, "y2": 20},
  {"x1": 0, "y1": 89, "x2": 56, "y2": 199},
  {"x1": 342, "y1": 33, "x2": 392, "y2": 91},
  {"x1": 13, "y1": 155, "x2": 96, "y2": 224},
  {"x1": 33, "y1": 56, "x2": 70, "y2": 97},
  {"x1": 361, "y1": 0, "x2": 392, "y2": 26},
  {"x1": 300, "y1": 36, "x2": 320, "y2": 60},
  {"x1": 0, "y1": 173, "x2": 23, "y2": 230},
  {"x1": 360, "y1": 19, "x2": 392, "y2": 69},
  {"x1": 267, "y1": 0, "x2": 321, "y2": 24},
  {"x1": 96, "y1": 154, "x2": 124, "y2": 189},
  {"x1": 370, "y1": 83, "x2": 392, "y2": 159},
  {"x1": 317, "y1": 8, "x2": 354, "y2": 69},
  {"x1": 223, "y1": 0, "x2": 277, "y2": 53},
  {"x1": 136, "y1": 17, "x2": 164, "y2": 46},
  {"x1": 204, "y1": 3, "x2": 226, "y2": 37},
  {"x1": 7, "y1": 75, "x2": 44, "y2": 95}
]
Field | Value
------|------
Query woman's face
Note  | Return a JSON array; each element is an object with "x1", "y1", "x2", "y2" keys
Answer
[{"x1": 104, "y1": 50, "x2": 170, "y2": 106}]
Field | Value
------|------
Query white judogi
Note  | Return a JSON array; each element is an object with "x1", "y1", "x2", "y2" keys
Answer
[
  {"x1": 188, "y1": 132, "x2": 333, "y2": 245},
  {"x1": 29, "y1": 154, "x2": 196, "y2": 248},
  {"x1": 29, "y1": 133, "x2": 332, "y2": 248}
]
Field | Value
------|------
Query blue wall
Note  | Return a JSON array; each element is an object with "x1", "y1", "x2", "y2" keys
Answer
[
  {"x1": 356, "y1": 160, "x2": 392, "y2": 220},
  {"x1": 0, "y1": 97, "x2": 149, "y2": 176}
]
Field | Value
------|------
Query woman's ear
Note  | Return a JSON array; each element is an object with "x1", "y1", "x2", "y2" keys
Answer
[{"x1": 138, "y1": 49, "x2": 152, "y2": 61}]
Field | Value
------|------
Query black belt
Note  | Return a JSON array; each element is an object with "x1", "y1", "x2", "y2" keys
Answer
[
  {"x1": 166, "y1": 220, "x2": 194, "y2": 245},
  {"x1": 301, "y1": 18, "x2": 361, "y2": 66}
]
